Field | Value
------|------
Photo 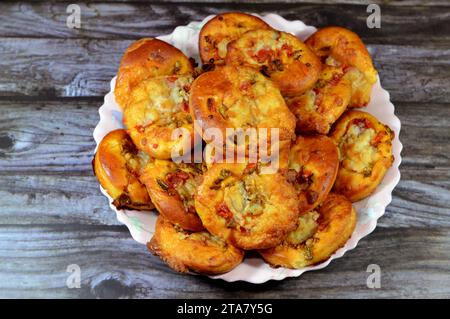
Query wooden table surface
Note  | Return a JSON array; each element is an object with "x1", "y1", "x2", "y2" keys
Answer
[{"x1": 0, "y1": 0, "x2": 449, "y2": 299}]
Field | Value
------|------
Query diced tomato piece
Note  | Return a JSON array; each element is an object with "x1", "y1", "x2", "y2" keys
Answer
[
  {"x1": 329, "y1": 73, "x2": 343, "y2": 86},
  {"x1": 334, "y1": 97, "x2": 343, "y2": 107},
  {"x1": 165, "y1": 171, "x2": 190, "y2": 188},
  {"x1": 255, "y1": 48, "x2": 272, "y2": 63},
  {"x1": 240, "y1": 81, "x2": 252, "y2": 91},
  {"x1": 244, "y1": 163, "x2": 257, "y2": 174},
  {"x1": 166, "y1": 76, "x2": 178, "y2": 83},
  {"x1": 372, "y1": 132, "x2": 384, "y2": 145},
  {"x1": 313, "y1": 89, "x2": 323, "y2": 106},
  {"x1": 215, "y1": 202, "x2": 233, "y2": 220},
  {"x1": 352, "y1": 118, "x2": 373, "y2": 129},
  {"x1": 281, "y1": 43, "x2": 293, "y2": 57},
  {"x1": 181, "y1": 101, "x2": 189, "y2": 112}
]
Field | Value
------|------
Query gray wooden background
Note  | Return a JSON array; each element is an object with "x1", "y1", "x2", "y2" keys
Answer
[{"x1": 0, "y1": 0, "x2": 449, "y2": 298}]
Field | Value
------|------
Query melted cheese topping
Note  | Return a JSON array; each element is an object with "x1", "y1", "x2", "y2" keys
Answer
[
  {"x1": 221, "y1": 72, "x2": 283, "y2": 129},
  {"x1": 176, "y1": 227, "x2": 227, "y2": 248},
  {"x1": 217, "y1": 39, "x2": 229, "y2": 59},
  {"x1": 326, "y1": 56, "x2": 369, "y2": 92},
  {"x1": 340, "y1": 124, "x2": 377, "y2": 174},
  {"x1": 171, "y1": 164, "x2": 202, "y2": 211},
  {"x1": 302, "y1": 90, "x2": 317, "y2": 112},
  {"x1": 175, "y1": 177, "x2": 197, "y2": 210},
  {"x1": 343, "y1": 68, "x2": 369, "y2": 95},
  {"x1": 325, "y1": 56, "x2": 341, "y2": 67},
  {"x1": 286, "y1": 211, "x2": 319, "y2": 245},
  {"x1": 129, "y1": 76, "x2": 192, "y2": 129},
  {"x1": 223, "y1": 173, "x2": 266, "y2": 227}
]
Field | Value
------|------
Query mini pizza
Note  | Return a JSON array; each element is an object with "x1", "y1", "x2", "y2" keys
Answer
[
  {"x1": 285, "y1": 135, "x2": 339, "y2": 214},
  {"x1": 93, "y1": 129, "x2": 154, "y2": 210},
  {"x1": 259, "y1": 193, "x2": 357, "y2": 268},
  {"x1": 306, "y1": 26, "x2": 377, "y2": 107},
  {"x1": 199, "y1": 12, "x2": 271, "y2": 65},
  {"x1": 195, "y1": 162, "x2": 299, "y2": 250},
  {"x1": 139, "y1": 159, "x2": 205, "y2": 231},
  {"x1": 226, "y1": 29, "x2": 321, "y2": 96},
  {"x1": 330, "y1": 110, "x2": 394, "y2": 202},
  {"x1": 189, "y1": 65, "x2": 296, "y2": 147},
  {"x1": 148, "y1": 217, "x2": 244, "y2": 274},
  {"x1": 287, "y1": 65, "x2": 352, "y2": 134},
  {"x1": 123, "y1": 75, "x2": 195, "y2": 160},
  {"x1": 115, "y1": 38, "x2": 194, "y2": 110}
]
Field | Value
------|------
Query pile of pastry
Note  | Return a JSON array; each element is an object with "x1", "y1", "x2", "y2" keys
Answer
[{"x1": 94, "y1": 12, "x2": 394, "y2": 274}]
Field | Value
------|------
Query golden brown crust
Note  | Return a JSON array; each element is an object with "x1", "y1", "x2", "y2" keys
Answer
[
  {"x1": 199, "y1": 12, "x2": 271, "y2": 65},
  {"x1": 123, "y1": 75, "x2": 195, "y2": 159},
  {"x1": 148, "y1": 217, "x2": 244, "y2": 274},
  {"x1": 189, "y1": 65, "x2": 296, "y2": 145},
  {"x1": 93, "y1": 129, "x2": 154, "y2": 210},
  {"x1": 226, "y1": 29, "x2": 321, "y2": 96},
  {"x1": 139, "y1": 159, "x2": 205, "y2": 231},
  {"x1": 115, "y1": 38, "x2": 194, "y2": 110},
  {"x1": 305, "y1": 26, "x2": 377, "y2": 107},
  {"x1": 287, "y1": 65, "x2": 351, "y2": 134},
  {"x1": 259, "y1": 193, "x2": 357, "y2": 268},
  {"x1": 285, "y1": 135, "x2": 339, "y2": 214},
  {"x1": 195, "y1": 162, "x2": 299, "y2": 250},
  {"x1": 329, "y1": 110, "x2": 394, "y2": 202}
]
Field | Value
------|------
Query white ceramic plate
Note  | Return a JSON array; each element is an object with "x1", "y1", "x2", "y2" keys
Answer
[{"x1": 93, "y1": 14, "x2": 403, "y2": 283}]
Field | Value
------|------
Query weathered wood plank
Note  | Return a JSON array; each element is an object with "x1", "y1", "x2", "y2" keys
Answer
[
  {"x1": 0, "y1": 99, "x2": 100, "y2": 173},
  {"x1": 0, "y1": 99, "x2": 449, "y2": 229},
  {"x1": 1, "y1": 171, "x2": 449, "y2": 229},
  {"x1": 1, "y1": 100, "x2": 448, "y2": 173},
  {"x1": 22, "y1": 0, "x2": 450, "y2": 5},
  {"x1": 0, "y1": 39, "x2": 448, "y2": 102},
  {"x1": 0, "y1": 0, "x2": 448, "y2": 299},
  {"x1": 0, "y1": 174, "x2": 120, "y2": 226},
  {"x1": 0, "y1": 225, "x2": 449, "y2": 298},
  {"x1": 1, "y1": 2, "x2": 449, "y2": 43}
]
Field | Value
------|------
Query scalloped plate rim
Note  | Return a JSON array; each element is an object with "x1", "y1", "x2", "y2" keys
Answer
[{"x1": 92, "y1": 13, "x2": 403, "y2": 284}]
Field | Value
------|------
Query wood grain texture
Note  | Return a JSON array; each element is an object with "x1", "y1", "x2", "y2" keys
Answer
[
  {"x1": 0, "y1": 99, "x2": 100, "y2": 173},
  {"x1": 22, "y1": 0, "x2": 450, "y2": 5},
  {"x1": 0, "y1": 100, "x2": 449, "y2": 174},
  {"x1": 0, "y1": 168, "x2": 449, "y2": 230},
  {"x1": 1, "y1": 225, "x2": 449, "y2": 298},
  {"x1": 1, "y1": 2, "x2": 449, "y2": 43},
  {"x1": 0, "y1": 0, "x2": 449, "y2": 299},
  {"x1": 0, "y1": 99, "x2": 448, "y2": 230},
  {"x1": 0, "y1": 39, "x2": 449, "y2": 103}
]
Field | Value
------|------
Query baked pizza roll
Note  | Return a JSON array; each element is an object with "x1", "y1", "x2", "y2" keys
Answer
[
  {"x1": 93, "y1": 129, "x2": 154, "y2": 210},
  {"x1": 189, "y1": 65, "x2": 296, "y2": 146},
  {"x1": 148, "y1": 217, "x2": 244, "y2": 274},
  {"x1": 199, "y1": 12, "x2": 271, "y2": 65},
  {"x1": 330, "y1": 110, "x2": 395, "y2": 202},
  {"x1": 226, "y1": 29, "x2": 321, "y2": 96},
  {"x1": 306, "y1": 26, "x2": 377, "y2": 107},
  {"x1": 115, "y1": 38, "x2": 194, "y2": 110},
  {"x1": 259, "y1": 193, "x2": 357, "y2": 268},
  {"x1": 287, "y1": 65, "x2": 352, "y2": 134},
  {"x1": 285, "y1": 135, "x2": 339, "y2": 214},
  {"x1": 195, "y1": 162, "x2": 299, "y2": 250},
  {"x1": 123, "y1": 75, "x2": 195, "y2": 160},
  {"x1": 139, "y1": 159, "x2": 204, "y2": 231}
]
